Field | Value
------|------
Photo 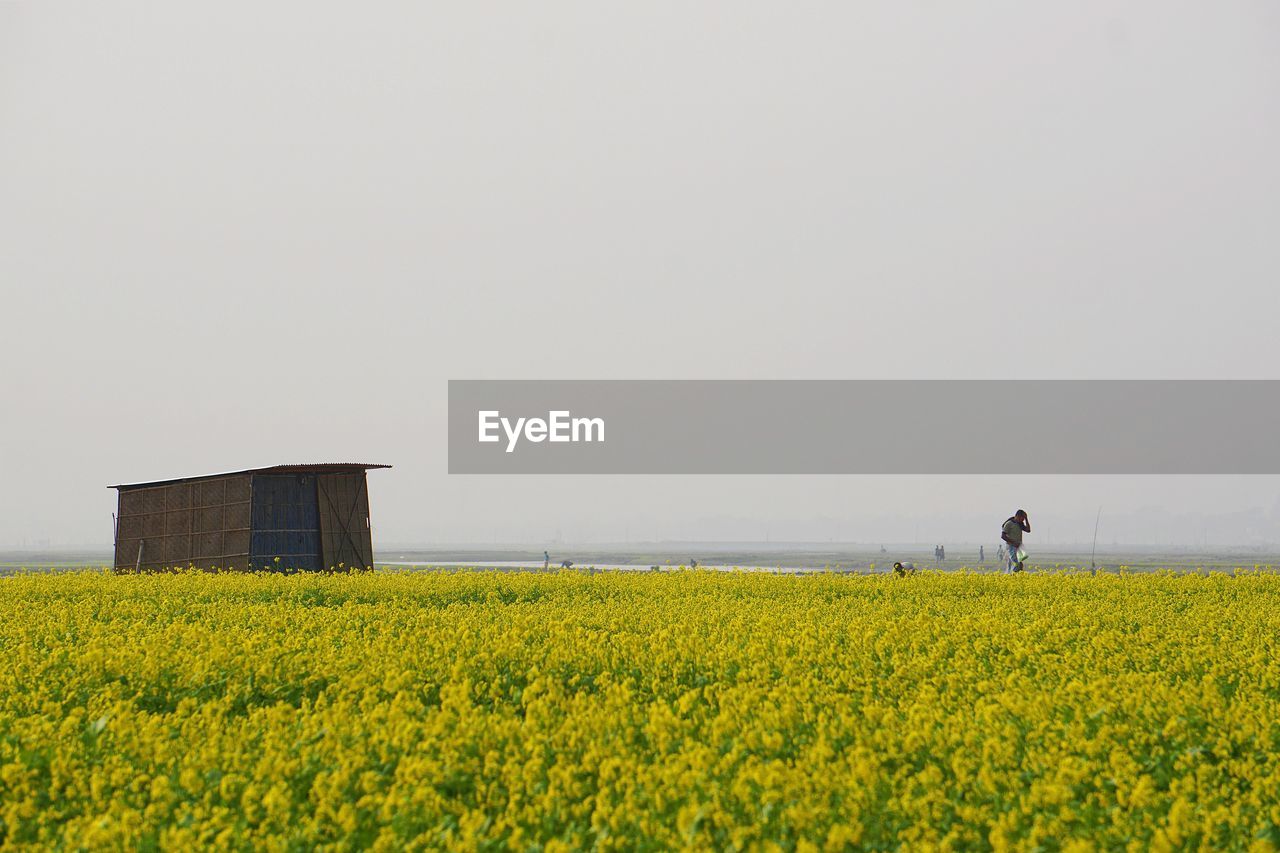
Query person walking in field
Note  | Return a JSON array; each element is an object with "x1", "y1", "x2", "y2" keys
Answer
[
  {"x1": 1001, "y1": 509, "x2": 1031, "y2": 573},
  {"x1": 979, "y1": 544, "x2": 985, "y2": 563}
]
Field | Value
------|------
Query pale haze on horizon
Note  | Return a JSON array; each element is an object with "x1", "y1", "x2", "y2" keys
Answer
[{"x1": 2, "y1": 3, "x2": 1279, "y2": 550}]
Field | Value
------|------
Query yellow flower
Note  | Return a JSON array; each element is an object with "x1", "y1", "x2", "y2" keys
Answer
[{"x1": 0, "y1": 570, "x2": 1277, "y2": 849}]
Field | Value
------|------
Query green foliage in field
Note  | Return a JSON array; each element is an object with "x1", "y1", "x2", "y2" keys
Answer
[{"x1": 2, "y1": 571, "x2": 1279, "y2": 850}]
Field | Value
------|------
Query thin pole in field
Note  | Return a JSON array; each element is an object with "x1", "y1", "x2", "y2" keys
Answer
[{"x1": 1091, "y1": 507, "x2": 1102, "y2": 569}]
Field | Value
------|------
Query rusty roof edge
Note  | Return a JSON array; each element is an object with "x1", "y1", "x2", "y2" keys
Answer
[{"x1": 110, "y1": 463, "x2": 392, "y2": 490}]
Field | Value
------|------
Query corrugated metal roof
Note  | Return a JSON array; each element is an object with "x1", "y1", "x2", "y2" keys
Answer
[{"x1": 110, "y1": 463, "x2": 391, "y2": 490}]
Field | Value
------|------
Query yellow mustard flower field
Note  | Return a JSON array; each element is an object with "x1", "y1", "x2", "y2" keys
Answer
[{"x1": 2, "y1": 570, "x2": 1280, "y2": 851}]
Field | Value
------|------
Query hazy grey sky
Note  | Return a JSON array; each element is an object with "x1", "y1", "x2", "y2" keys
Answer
[{"x1": 3, "y1": 3, "x2": 1279, "y2": 548}]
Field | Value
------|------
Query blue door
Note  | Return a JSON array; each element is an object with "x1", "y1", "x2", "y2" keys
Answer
[{"x1": 250, "y1": 475, "x2": 322, "y2": 571}]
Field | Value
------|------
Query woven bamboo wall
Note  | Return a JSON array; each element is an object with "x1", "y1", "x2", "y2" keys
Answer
[{"x1": 113, "y1": 475, "x2": 252, "y2": 572}]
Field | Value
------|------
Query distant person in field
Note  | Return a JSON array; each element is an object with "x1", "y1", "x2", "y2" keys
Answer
[
  {"x1": 979, "y1": 545, "x2": 985, "y2": 563},
  {"x1": 1001, "y1": 509, "x2": 1031, "y2": 573},
  {"x1": 939, "y1": 545, "x2": 945, "y2": 562},
  {"x1": 544, "y1": 550, "x2": 550, "y2": 570}
]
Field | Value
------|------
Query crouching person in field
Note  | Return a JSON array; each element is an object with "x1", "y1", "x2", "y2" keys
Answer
[{"x1": 893, "y1": 561, "x2": 916, "y2": 577}]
